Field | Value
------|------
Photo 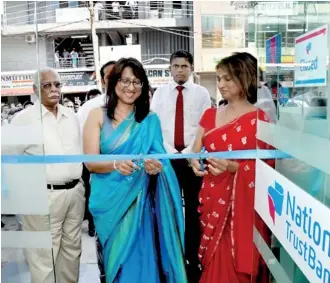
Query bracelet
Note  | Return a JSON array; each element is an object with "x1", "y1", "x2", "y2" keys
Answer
[{"x1": 113, "y1": 160, "x2": 118, "y2": 170}]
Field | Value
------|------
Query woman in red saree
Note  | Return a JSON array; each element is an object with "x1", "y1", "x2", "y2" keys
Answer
[{"x1": 190, "y1": 53, "x2": 273, "y2": 283}]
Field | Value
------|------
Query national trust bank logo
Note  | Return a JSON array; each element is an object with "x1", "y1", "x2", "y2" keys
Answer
[{"x1": 268, "y1": 181, "x2": 284, "y2": 224}]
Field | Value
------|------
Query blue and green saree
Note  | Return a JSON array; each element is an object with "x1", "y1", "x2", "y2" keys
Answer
[{"x1": 89, "y1": 111, "x2": 187, "y2": 283}]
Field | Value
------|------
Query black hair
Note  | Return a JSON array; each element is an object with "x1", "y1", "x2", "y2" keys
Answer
[
  {"x1": 23, "y1": 101, "x2": 34, "y2": 108},
  {"x1": 218, "y1": 99, "x2": 228, "y2": 107},
  {"x1": 170, "y1": 50, "x2": 193, "y2": 65},
  {"x1": 259, "y1": 67, "x2": 264, "y2": 82},
  {"x1": 105, "y1": 58, "x2": 150, "y2": 123},
  {"x1": 100, "y1": 60, "x2": 117, "y2": 80},
  {"x1": 271, "y1": 81, "x2": 282, "y2": 89},
  {"x1": 86, "y1": 89, "x2": 102, "y2": 100},
  {"x1": 148, "y1": 85, "x2": 154, "y2": 97},
  {"x1": 217, "y1": 52, "x2": 258, "y2": 104}
]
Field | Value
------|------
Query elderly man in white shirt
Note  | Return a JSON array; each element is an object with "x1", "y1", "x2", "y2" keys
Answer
[
  {"x1": 151, "y1": 50, "x2": 211, "y2": 283},
  {"x1": 3, "y1": 68, "x2": 84, "y2": 283}
]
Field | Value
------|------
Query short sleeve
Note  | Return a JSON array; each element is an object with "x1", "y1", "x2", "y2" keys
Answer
[
  {"x1": 199, "y1": 108, "x2": 216, "y2": 130},
  {"x1": 258, "y1": 109, "x2": 270, "y2": 123}
]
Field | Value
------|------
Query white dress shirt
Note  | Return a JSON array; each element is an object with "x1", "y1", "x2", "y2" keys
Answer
[
  {"x1": 151, "y1": 80, "x2": 211, "y2": 154},
  {"x1": 256, "y1": 85, "x2": 277, "y2": 123},
  {"x1": 3, "y1": 102, "x2": 82, "y2": 184},
  {"x1": 76, "y1": 94, "x2": 106, "y2": 134}
]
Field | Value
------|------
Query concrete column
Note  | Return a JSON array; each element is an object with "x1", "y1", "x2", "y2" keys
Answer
[
  {"x1": 164, "y1": 1, "x2": 173, "y2": 18},
  {"x1": 138, "y1": 1, "x2": 147, "y2": 19},
  {"x1": 100, "y1": 32, "x2": 107, "y2": 46}
]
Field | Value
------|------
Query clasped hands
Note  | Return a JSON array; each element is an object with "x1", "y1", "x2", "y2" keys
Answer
[
  {"x1": 190, "y1": 157, "x2": 230, "y2": 177},
  {"x1": 113, "y1": 159, "x2": 163, "y2": 176}
]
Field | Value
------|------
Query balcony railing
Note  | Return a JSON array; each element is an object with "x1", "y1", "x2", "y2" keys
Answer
[
  {"x1": 1, "y1": 54, "x2": 173, "y2": 72},
  {"x1": 1, "y1": 57, "x2": 94, "y2": 72},
  {"x1": 2, "y1": 1, "x2": 192, "y2": 28}
]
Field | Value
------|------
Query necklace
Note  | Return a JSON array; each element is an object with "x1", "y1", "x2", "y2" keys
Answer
[
  {"x1": 115, "y1": 111, "x2": 134, "y2": 121},
  {"x1": 124, "y1": 113, "x2": 134, "y2": 120}
]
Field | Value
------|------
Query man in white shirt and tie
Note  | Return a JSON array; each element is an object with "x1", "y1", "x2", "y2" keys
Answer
[
  {"x1": 151, "y1": 50, "x2": 211, "y2": 283},
  {"x1": 3, "y1": 68, "x2": 84, "y2": 283}
]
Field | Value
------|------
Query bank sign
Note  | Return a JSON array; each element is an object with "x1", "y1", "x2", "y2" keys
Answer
[
  {"x1": 255, "y1": 160, "x2": 330, "y2": 283},
  {"x1": 294, "y1": 25, "x2": 328, "y2": 87}
]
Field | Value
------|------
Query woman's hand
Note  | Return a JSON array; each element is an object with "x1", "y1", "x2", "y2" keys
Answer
[
  {"x1": 144, "y1": 159, "x2": 163, "y2": 175},
  {"x1": 190, "y1": 159, "x2": 208, "y2": 177},
  {"x1": 206, "y1": 157, "x2": 229, "y2": 176},
  {"x1": 115, "y1": 160, "x2": 140, "y2": 176}
]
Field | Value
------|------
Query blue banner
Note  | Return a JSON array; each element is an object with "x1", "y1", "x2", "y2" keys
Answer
[
  {"x1": 1, "y1": 150, "x2": 291, "y2": 164},
  {"x1": 266, "y1": 34, "x2": 282, "y2": 64}
]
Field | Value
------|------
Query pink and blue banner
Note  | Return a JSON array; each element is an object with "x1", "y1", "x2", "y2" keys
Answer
[{"x1": 266, "y1": 34, "x2": 282, "y2": 64}]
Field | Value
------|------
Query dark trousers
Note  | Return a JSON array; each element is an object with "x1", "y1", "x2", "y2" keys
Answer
[
  {"x1": 82, "y1": 165, "x2": 105, "y2": 282},
  {"x1": 82, "y1": 165, "x2": 94, "y2": 231},
  {"x1": 171, "y1": 159, "x2": 202, "y2": 283}
]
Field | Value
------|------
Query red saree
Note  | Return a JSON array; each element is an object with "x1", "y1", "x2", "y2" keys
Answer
[{"x1": 198, "y1": 108, "x2": 273, "y2": 283}]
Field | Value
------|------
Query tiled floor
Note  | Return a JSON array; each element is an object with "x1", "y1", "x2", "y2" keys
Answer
[{"x1": 1, "y1": 217, "x2": 100, "y2": 282}]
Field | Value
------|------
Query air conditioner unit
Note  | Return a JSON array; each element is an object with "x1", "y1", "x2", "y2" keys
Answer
[{"x1": 25, "y1": 34, "x2": 36, "y2": 44}]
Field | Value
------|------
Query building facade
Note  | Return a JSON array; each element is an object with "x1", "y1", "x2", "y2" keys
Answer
[
  {"x1": 1, "y1": 1, "x2": 193, "y2": 103},
  {"x1": 193, "y1": 1, "x2": 257, "y2": 103}
]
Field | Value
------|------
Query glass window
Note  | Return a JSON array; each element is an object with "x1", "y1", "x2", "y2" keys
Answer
[
  {"x1": 59, "y1": 1, "x2": 69, "y2": 8},
  {"x1": 201, "y1": 15, "x2": 223, "y2": 48},
  {"x1": 224, "y1": 15, "x2": 244, "y2": 30},
  {"x1": 251, "y1": 2, "x2": 330, "y2": 283},
  {"x1": 78, "y1": 1, "x2": 87, "y2": 7},
  {"x1": 202, "y1": 15, "x2": 247, "y2": 48},
  {"x1": 51, "y1": 1, "x2": 59, "y2": 8},
  {"x1": 173, "y1": 1, "x2": 182, "y2": 9},
  {"x1": 69, "y1": 1, "x2": 78, "y2": 8}
]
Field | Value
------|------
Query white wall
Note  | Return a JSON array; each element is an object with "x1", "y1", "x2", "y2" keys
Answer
[
  {"x1": 199, "y1": 73, "x2": 218, "y2": 104},
  {"x1": 1, "y1": 36, "x2": 48, "y2": 72}
]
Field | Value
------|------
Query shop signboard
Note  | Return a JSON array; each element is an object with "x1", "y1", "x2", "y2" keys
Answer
[
  {"x1": 266, "y1": 34, "x2": 282, "y2": 64},
  {"x1": 1, "y1": 71, "x2": 97, "y2": 96},
  {"x1": 144, "y1": 65, "x2": 194, "y2": 88},
  {"x1": 146, "y1": 67, "x2": 171, "y2": 88},
  {"x1": 1, "y1": 72, "x2": 34, "y2": 96},
  {"x1": 294, "y1": 25, "x2": 328, "y2": 87},
  {"x1": 59, "y1": 71, "x2": 97, "y2": 93},
  {"x1": 255, "y1": 2, "x2": 299, "y2": 16},
  {"x1": 255, "y1": 160, "x2": 330, "y2": 283}
]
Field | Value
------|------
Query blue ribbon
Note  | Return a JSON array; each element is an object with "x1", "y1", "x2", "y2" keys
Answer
[{"x1": 1, "y1": 150, "x2": 291, "y2": 164}]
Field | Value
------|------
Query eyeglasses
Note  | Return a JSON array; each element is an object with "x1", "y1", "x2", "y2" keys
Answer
[
  {"x1": 118, "y1": 78, "x2": 143, "y2": 89},
  {"x1": 41, "y1": 82, "x2": 62, "y2": 90}
]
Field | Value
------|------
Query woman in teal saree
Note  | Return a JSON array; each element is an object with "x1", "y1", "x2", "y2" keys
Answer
[{"x1": 83, "y1": 58, "x2": 187, "y2": 283}]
